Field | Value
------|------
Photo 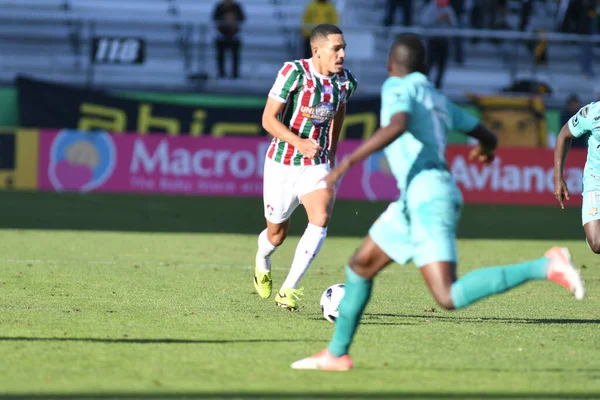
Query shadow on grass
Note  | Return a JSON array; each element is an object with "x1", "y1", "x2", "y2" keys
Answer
[
  {"x1": 0, "y1": 191, "x2": 584, "y2": 239},
  {"x1": 361, "y1": 321, "x2": 417, "y2": 326},
  {"x1": 0, "y1": 391, "x2": 597, "y2": 399},
  {"x1": 0, "y1": 337, "x2": 327, "y2": 344},
  {"x1": 364, "y1": 313, "x2": 600, "y2": 325}
]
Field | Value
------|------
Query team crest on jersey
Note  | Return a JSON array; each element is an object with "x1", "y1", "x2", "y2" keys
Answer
[
  {"x1": 590, "y1": 207, "x2": 598, "y2": 217},
  {"x1": 301, "y1": 102, "x2": 335, "y2": 126},
  {"x1": 339, "y1": 88, "x2": 348, "y2": 101}
]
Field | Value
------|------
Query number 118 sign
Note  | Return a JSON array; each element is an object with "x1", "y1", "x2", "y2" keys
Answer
[{"x1": 91, "y1": 37, "x2": 146, "y2": 65}]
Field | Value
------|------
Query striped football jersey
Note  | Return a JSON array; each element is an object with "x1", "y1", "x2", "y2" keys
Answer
[{"x1": 266, "y1": 58, "x2": 357, "y2": 166}]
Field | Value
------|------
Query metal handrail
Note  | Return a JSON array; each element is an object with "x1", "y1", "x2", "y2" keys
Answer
[
  {"x1": 0, "y1": 7, "x2": 598, "y2": 45},
  {"x1": 0, "y1": 10, "x2": 595, "y2": 96}
]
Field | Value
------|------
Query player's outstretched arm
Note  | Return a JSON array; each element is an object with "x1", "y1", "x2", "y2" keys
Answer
[
  {"x1": 465, "y1": 124, "x2": 498, "y2": 165},
  {"x1": 262, "y1": 97, "x2": 321, "y2": 159},
  {"x1": 324, "y1": 112, "x2": 408, "y2": 188},
  {"x1": 449, "y1": 101, "x2": 496, "y2": 164},
  {"x1": 553, "y1": 122, "x2": 575, "y2": 209},
  {"x1": 328, "y1": 103, "x2": 346, "y2": 167}
]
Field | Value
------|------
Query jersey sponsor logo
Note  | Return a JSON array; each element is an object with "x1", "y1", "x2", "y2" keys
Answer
[
  {"x1": 301, "y1": 102, "x2": 335, "y2": 126},
  {"x1": 323, "y1": 85, "x2": 334, "y2": 95}
]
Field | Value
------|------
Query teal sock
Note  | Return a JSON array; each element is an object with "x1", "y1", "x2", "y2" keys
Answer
[
  {"x1": 450, "y1": 257, "x2": 549, "y2": 309},
  {"x1": 328, "y1": 265, "x2": 373, "y2": 357}
]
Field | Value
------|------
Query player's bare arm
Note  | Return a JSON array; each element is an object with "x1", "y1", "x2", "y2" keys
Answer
[
  {"x1": 324, "y1": 112, "x2": 408, "y2": 188},
  {"x1": 466, "y1": 124, "x2": 497, "y2": 165},
  {"x1": 553, "y1": 122, "x2": 575, "y2": 209},
  {"x1": 262, "y1": 97, "x2": 322, "y2": 159},
  {"x1": 328, "y1": 102, "x2": 346, "y2": 168}
]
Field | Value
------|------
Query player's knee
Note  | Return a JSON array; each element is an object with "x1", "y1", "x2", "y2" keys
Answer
[
  {"x1": 348, "y1": 253, "x2": 366, "y2": 270},
  {"x1": 348, "y1": 252, "x2": 376, "y2": 279},
  {"x1": 588, "y1": 237, "x2": 600, "y2": 254}
]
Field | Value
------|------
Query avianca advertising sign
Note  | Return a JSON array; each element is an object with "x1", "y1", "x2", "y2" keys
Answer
[{"x1": 37, "y1": 129, "x2": 586, "y2": 206}]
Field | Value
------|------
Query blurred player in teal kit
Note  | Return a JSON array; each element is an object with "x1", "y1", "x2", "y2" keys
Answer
[
  {"x1": 291, "y1": 33, "x2": 585, "y2": 371},
  {"x1": 554, "y1": 100, "x2": 600, "y2": 254}
]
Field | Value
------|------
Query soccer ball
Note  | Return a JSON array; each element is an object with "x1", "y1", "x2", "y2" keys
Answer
[{"x1": 320, "y1": 284, "x2": 345, "y2": 323}]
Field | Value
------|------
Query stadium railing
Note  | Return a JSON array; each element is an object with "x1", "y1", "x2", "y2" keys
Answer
[{"x1": 0, "y1": 3, "x2": 597, "y2": 101}]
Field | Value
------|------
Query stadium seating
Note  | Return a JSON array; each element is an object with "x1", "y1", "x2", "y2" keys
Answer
[{"x1": 0, "y1": 0, "x2": 597, "y2": 104}]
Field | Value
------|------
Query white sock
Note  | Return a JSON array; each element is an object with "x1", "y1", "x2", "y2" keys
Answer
[
  {"x1": 256, "y1": 229, "x2": 277, "y2": 272},
  {"x1": 281, "y1": 223, "x2": 327, "y2": 289}
]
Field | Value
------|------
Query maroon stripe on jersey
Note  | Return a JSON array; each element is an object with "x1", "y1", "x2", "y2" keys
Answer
[
  {"x1": 293, "y1": 60, "x2": 314, "y2": 136},
  {"x1": 284, "y1": 61, "x2": 313, "y2": 165},
  {"x1": 301, "y1": 63, "x2": 321, "y2": 166},
  {"x1": 267, "y1": 138, "x2": 277, "y2": 159},
  {"x1": 281, "y1": 63, "x2": 293, "y2": 77}
]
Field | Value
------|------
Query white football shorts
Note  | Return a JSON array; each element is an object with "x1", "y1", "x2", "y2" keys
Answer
[{"x1": 262, "y1": 157, "x2": 331, "y2": 224}]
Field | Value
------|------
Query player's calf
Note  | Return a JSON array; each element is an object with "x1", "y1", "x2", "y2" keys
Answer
[
  {"x1": 585, "y1": 236, "x2": 600, "y2": 254},
  {"x1": 420, "y1": 261, "x2": 457, "y2": 310},
  {"x1": 266, "y1": 220, "x2": 290, "y2": 247},
  {"x1": 429, "y1": 290, "x2": 454, "y2": 310},
  {"x1": 583, "y1": 221, "x2": 600, "y2": 254},
  {"x1": 302, "y1": 188, "x2": 334, "y2": 228},
  {"x1": 308, "y1": 212, "x2": 330, "y2": 228}
]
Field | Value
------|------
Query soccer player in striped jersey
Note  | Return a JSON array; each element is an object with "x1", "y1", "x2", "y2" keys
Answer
[{"x1": 253, "y1": 24, "x2": 358, "y2": 311}]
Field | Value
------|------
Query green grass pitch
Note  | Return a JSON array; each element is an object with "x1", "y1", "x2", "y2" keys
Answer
[{"x1": 0, "y1": 191, "x2": 599, "y2": 399}]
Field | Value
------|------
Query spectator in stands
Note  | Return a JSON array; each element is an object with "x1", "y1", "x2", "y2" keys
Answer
[
  {"x1": 560, "y1": 94, "x2": 587, "y2": 148},
  {"x1": 469, "y1": 0, "x2": 495, "y2": 34},
  {"x1": 450, "y1": 0, "x2": 465, "y2": 65},
  {"x1": 212, "y1": 0, "x2": 246, "y2": 79},
  {"x1": 302, "y1": 0, "x2": 339, "y2": 59},
  {"x1": 383, "y1": 0, "x2": 413, "y2": 26},
  {"x1": 558, "y1": 0, "x2": 595, "y2": 79},
  {"x1": 469, "y1": 0, "x2": 511, "y2": 44},
  {"x1": 517, "y1": 0, "x2": 547, "y2": 66},
  {"x1": 519, "y1": 0, "x2": 534, "y2": 31},
  {"x1": 420, "y1": 0, "x2": 458, "y2": 89}
]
